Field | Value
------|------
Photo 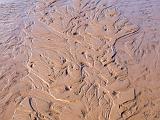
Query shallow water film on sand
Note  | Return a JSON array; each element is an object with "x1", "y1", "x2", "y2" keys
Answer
[{"x1": 0, "y1": 0, "x2": 160, "y2": 120}]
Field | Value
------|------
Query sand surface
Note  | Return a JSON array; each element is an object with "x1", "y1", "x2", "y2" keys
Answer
[{"x1": 0, "y1": 0, "x2": 160, "y2": 120}]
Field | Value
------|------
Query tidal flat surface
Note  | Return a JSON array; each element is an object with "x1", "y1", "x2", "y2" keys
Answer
[{"x1": 0, "y1": 0, "x2": 160, "y2": 120}]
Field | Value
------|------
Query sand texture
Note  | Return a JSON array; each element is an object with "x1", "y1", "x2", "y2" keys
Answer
[{"x1": 0, "y1": 0, "x2": 160, "y2": 120}]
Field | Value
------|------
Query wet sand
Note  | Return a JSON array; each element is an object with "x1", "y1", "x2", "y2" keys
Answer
[{"x1": 0, "y1": 0, "x2": 160, "y2": 120}]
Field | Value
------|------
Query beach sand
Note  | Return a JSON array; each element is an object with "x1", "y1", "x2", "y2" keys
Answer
[{"x1": 0, "y1": 0, "x2": 160, "y2": 120}]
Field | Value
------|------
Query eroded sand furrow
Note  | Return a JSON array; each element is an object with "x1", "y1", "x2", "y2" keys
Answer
[{"x1": 13, "y1": 0, "x2": 139, "y2": 120}]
